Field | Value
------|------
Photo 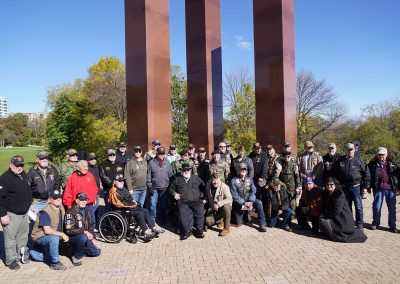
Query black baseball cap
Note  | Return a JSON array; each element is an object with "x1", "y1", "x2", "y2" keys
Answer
[{"x1": 76, "y1": 192, "x2": 88, "y2": 201}]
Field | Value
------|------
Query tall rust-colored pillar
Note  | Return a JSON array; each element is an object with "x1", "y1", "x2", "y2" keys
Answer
[
  {"x1": 125, "y1": 0, "x2": 172, "y2": 150},
  {"x1": 253, "y1": 0, "x2": 297, "y2": 153},
  {"x1": 186, "y1": 0, "x2": 223, "y2": 154}
]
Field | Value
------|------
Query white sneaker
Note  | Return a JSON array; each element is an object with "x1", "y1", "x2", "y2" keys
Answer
[
  {"x1": 153, "y1": 225, "x2": 165, "y2": 234},
  {"x1": 20, "y1": 247, "x2": 30, "y2": 264}
]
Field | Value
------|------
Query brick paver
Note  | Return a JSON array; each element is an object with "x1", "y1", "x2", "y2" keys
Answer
[{"x1": 1, "y1": 193, "x2": 399, "y2": 283}]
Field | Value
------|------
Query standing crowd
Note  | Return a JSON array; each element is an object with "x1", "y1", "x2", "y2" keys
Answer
[{"x1": 0, "y1": 139, "x2": 399, "y2": 271}]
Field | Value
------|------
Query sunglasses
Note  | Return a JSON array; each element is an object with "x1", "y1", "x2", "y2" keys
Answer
[
  {"x1": 109, "y1": 154, "x2": 116, "y2": 156},
  {"x1": 219, "y1": 146, "x2": 226, "y2": 148},
  {"x1": 326, "y1": 183, "x2": 335, "y2": 187},
  {"x1": 39, "y1": 157, "x2": 48, "y2": 160},
  {"x1": 134, "y1": 149, "x2": 142, "y2": 153},
  {"x1": 15, "y1": 164, "x2": 25, "y2": 168}
]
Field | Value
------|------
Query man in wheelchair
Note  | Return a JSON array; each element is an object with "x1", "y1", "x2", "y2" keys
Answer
[
  {"x1": 108, "y1": 174, "x2": 165, "y2": 240},
  {"x1": 169, "y1": 163, "x2": 206, "y2": 240}
]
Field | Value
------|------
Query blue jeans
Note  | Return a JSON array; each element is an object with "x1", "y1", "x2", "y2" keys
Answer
[
  {"x1": 87, "y1": 197, "x2": 99, "y2": 230},
  {"x1": 233, "y1": 199, "x2": 266, "y2": 226},
  {"x1": 131, "y1": 188, "x2": 147, "y2": 207},
  {"x1": 30, "y1": 235, "x2": 60, "y2": 264},
  {"x1": 343, "y1": 185, "x2": 363, "y2": 225},
  {"x1": 268, "y1": 207, "x2": 292, "y2": 228},
  {"x1": 68, "y1": 234, "x2": 101, "y2": 259},
  {"x1": 32, "y1": 200, "x2": 49, "y2": 215},
  {"x1": 148, "y1": 188, "x2": 170, "y2": 222},
  {"x1": 372, "y1": 189, "x2": 397, "y2": 229}
]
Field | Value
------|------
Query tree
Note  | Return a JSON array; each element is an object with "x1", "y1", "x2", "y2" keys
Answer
[
  {"x1": 296, "y1": 70, "x2": 348, "y2": 146},
  {"x1": 171, "y1": 65, "x2": 188, "y2": 150},
  {"x1": 223, "y1": 65, "x2": 253, "y2": 108},
  {"x1": 84, "y1": 57, "x2": 126, "y2": 123},
  {"x1": 0, "y1": 113, "x2": 30, "y2": 146},
  {"x1": 224, "y1": 83, "x2": 256, "y2": 151}
]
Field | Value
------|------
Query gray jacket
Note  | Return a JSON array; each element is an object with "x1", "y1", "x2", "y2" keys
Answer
[{"x1": 147, "y1": 158, "x2": 173, "y2": 190}]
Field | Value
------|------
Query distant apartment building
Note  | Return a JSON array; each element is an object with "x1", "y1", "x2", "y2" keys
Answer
[
  {"x1": 7, "y1": 112, "x2": 48, "y2": 121},
  {"x1": 0, "y1": 96, "x2": 7, "y2": 118}
]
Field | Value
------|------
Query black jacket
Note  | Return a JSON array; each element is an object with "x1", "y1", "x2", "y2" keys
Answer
[
  {"x1": 64, "y1": 203, "x2": 92, "y2": 236},
  {"x1": 265, "y1": 187, "x2": 290, "y2": 212},
  {"x1": 27, "y1": 165, "x2": 60, "y2": 199},
  {"x1": 0, "y1": 169, "x2": 32, "y2": 217},
  {"x1": 322, "y1": 153, "x2": 340, "y2": 181},
  {"x1": 321, "y1": 189, "x2": 367, "y2": 243},
  {"x1": 100, "y1": 159, "x2": 124, "y2": 189},
  {"x1": 88, "y1": 164, "x2": 101, "y2": 189},
  {"x1": 169, "y1": 174, "x2": 204, "y2": 202},
  {"x1": 248, "y1": 152, "x2": 268, "y2": 180},
  {"x1": 116, "y1": 151, "x2": 130, "y2": 166},
  {"x1": 368, "y1": 157, "x2": 400, "y2": 192},
  {"x1": 334, "y1": 155, "x2": 370, "y2": 189}
]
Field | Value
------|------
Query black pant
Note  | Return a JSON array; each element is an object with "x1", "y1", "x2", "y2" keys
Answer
[
  {"x1": 296, "y1": 206, "x2": 319, "y2": 231},
  {"x1": 130, "y1": 207, "x2": 155, "y2": 232},
  {"x1": 177, "y1": 199, "x2": 205, "y2": 236}
]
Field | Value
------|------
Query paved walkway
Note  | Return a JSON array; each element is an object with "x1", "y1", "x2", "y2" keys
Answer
[{"x1": 1, "y1": 194, "x2": 399, "y2": 284}]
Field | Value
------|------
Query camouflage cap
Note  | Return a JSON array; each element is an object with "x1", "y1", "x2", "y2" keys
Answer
[
  {"x1": 36, "y1": 151, "x2": 48, "y2": 159},
  {"x1": 67, "y1": 149, "x2": 78, "y2": 156}
]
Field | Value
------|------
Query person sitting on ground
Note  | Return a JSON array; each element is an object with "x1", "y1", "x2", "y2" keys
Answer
[
  {"x1": 108, "y1": 174, "x2": 164, "y2": 239},
  {"x1": 319, "y1": 177, "x2": 368, "y2": 243},
  {"x1": 263, "y1": 179, "x2": 292, "y2": 232},
  {"x1": 30, "y1": 190, "x2": 68, "y2": 270},
  {"x1": 204, "y1": 173, "x2": 232, "y2": 236},
  {"x1": 230, "y1": 163, "x2": 267, "y2": 232},
  {"x1": 169, "y1": 163, "x2": 206, "y2": 240},
  {"x1": 64, "y1": 192, "x2": 101, "y2": 266},
  {"x1": 296, "y1": 177, "x2": 323, "y2": 234}
]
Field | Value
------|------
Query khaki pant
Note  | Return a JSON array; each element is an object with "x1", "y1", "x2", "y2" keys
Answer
[
  {"x1": 205, "y1": 204, "x2": 231, "y2": 230},
  {"x1": 2, "y1": 212, "x2": 29, "y2": 265}
]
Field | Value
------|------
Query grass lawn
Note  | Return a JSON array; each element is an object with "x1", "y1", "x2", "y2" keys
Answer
[{"x1": 0, "y1": 146, "x2": 44, "y2": 174}]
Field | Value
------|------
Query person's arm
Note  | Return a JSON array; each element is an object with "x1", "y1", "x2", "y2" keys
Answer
[
  {"x1": 330, "y1": 193, "x2": 345, "y2": 216},
  {"x1": 247, "y1": 159, "x2": 254, "y2": 179},
  {"x1": 248, "y1": 180, "x2": 256, "y2": 202},
  {"x1": 360, "y1": 159, "x2": 371, "y2": 190},
  {"x1": 0, "y1": 177, "x2": 9, "y2": 223},
  {"x1": 280, "y1": 189, "x2": 290, "y2": 210},
  {"x1": 99, "y1": 164, "x2": 112, "y2": 188},
  {"x1": 124, "y1": 161, "x2": 134, "y2": 192},
  {"x1": 62, "y1": 177, "x2": 73, "y2": 208},
  {"x1": 43, "y1": 226, "x2": 69, "y2": 241},
  {"x1": 260, "y1": 155, "x2": 269, "y2": 179},
  {"x1": 53, "y1": 167, "x2": 61, "y2": 192}
]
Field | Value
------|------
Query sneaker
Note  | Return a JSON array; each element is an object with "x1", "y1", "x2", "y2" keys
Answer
[
  {"x1": 356, "y1": 224, "x2": 364, "y2": 231},
  {"x1": 193, "y1": 228, "x2": 205, "y2": 238},
  {"x1": 369, "y1": 225, "x2": 377, "y2": 230},
  {"x1": 217, "y1": 220, "x2": 224, "y2": 229},
  {"x1": 50, "y1": 262, "x2": 67, "y2": 271},
  {"x1": 389, "y1": 228, "x2": 398, "y2": 233},
  {"x1": 71, "y1": 256, "x2": 82, "y2": 266},
  {"x1": 152, "y1": 225, "x2": 165, "y2": 234},
  {"x1": 93, "y1": 228, "x2": 99, "y2": 233},
  {"x1": 283, "y1": 227, "x2": 292, "y2": 232},
  {"x1": 20, "y1": 247, "x2": 30, "y2": 264},
  {"x1": 259, "y1": 224, "x2": 267, "y2": 232},
  {"x1": 8, "y1": 260, "x2": 20, "y2": 270}
]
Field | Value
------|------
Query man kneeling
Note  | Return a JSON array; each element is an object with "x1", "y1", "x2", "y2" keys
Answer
[
  {"x1": 64, "y1": 192, "x2": 101, "y2": 266},
  {"x1": 108, "y1": 174, "x2": 164, "y2": 240},
  {"x1": 30, "y1": 190, "x2": 68, "y2": 270},
  {"x1": 204, "y1": 174, "x2": 232, "y2": 236},
  {"x1": 169, "y1": 163, "x2": 205, "y2": 240}
]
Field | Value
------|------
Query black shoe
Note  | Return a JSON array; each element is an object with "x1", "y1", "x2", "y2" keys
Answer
[
  {"x1": 193, "y1": 229, "x2": 205, "y2": 238},
  {"x1": 369, "y1": 225, "x2": 377, "y2": 230},
  {"x1": 71, "y1": 256, "x2": 82, "y2": 266},
  {"x1": 282, "y1": 226, "x2": 292, "y2": 232},
  {"x1": 8, "y1": 260, "x2": 20, "y2": 270},
  {"x1": 50, "y1": 262, "x2": 67, "y2": 271},
  {"x1": 259, "y1": 225, "x2": 267, "y2": 232},
  {"x1": 390, "y1": 228, "x2": 398, "y2": 233},
  {"x1": 180, "y1": 234, "x2": 189, "y2": 241}
]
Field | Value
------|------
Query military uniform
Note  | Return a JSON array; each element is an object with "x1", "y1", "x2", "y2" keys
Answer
[
  {"x1": 279, "y1": 160, "x2": 300, "y2": 210},
  {"x1": 267, "y1": 154, "x2": 281, "y2": 182},
  {"x1": 172, "y1": 159, "x2": 197, "y2": 175},
  {"x1": 221, "y1": 152, "x2": 233, "y2": 169},
  {"x1": 207, "y1": 161, "x2": 230, "y2": 183},
  {"x1": 58, "y1": 162, "x2": 77, "y2": 189}
]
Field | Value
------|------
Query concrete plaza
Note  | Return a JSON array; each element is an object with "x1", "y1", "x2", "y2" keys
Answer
[{"x1": 1, "y1": 194, "x2": 399, "y2": 284}]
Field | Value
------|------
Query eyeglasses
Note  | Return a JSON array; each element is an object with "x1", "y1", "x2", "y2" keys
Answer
[
  {"x1": 109, "y1": 154, "x2": 116, "y2": 156},
  {"x1": 183, "y1": 169, "x2": 190, "y2": 172},
  {"x1": 39, "y1": 157, "x2": 48, "y2": 160},
  {"x1": 134, "y1": 149, "x2": 142, "y2": 153},
  {"x1": 219, "y1": 146, "x2": 226, "y2": 148},
  {"x1": 326, "y1": 183, "x2": 335, "y2": 187}
]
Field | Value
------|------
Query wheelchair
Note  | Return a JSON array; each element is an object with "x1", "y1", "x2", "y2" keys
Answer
[{"x1": 98, "y1": 208, "x2": 149, "y2": 244}]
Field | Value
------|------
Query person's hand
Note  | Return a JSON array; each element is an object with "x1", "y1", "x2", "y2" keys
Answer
[
  {"x1": 362, "y1": 189, "x2": 368, "y2": 195},
  {"x1": 147, "y1": 182, "x2": 152, "y2": 189},
  {"x1": 61, "y1": 233, "x2": 69, "y2": 242},
  {"x1": 129, "y1": 189, "x2": 134, "y2": 195},
  {"x1": 278, "y1": 209, "x2": 283, "y2": 215},
  {"x1": 85, "y1": 231, "x2": 94, "y2": 240},
  {"x1": 202, "y1": 199, "x2": 207, "y2": 204},
  {"x1": 30, "y1": 205, "x2": 34, "y2": 212},
  {"x1": 213, "y1": 203, "x2": 219, "y2": 211},
  {"x1": 245, "y1": 202, "x2": 253, "y2": 208},
  {"x1": 296, "y1": 187, "x2": 301, "y2": 194},
  {"x1": 0, "y1": 215, "x2": 10, "y2": 226},
  {"x1": 173, "y1": 192, "x2": 181, "y2": 201}
]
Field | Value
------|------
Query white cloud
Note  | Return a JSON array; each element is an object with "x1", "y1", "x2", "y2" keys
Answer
[{"x1": 235, "y1": 35, "x2": 252, "y2": 50}]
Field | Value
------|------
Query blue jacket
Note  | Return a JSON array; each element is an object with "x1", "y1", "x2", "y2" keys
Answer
[{"x1": 230, "y1": 176, "x2": 256, "y2": 205}]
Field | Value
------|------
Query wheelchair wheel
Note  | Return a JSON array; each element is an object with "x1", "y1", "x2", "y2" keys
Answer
[{"x1": 99, "y1": 212, "x2": 127, "y2": 243}]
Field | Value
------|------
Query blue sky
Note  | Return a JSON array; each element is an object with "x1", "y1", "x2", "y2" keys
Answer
[{"x1": 1, "y1": 0, "x2": 399, "y2": 115}]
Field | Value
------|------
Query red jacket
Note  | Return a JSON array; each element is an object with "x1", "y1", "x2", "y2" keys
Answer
[{"x1": 63, "y1": 171, "x2": 98, "y2": 208}]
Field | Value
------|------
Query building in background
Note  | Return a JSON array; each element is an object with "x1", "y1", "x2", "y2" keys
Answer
[{"x1": 0, "y1": 96, "x2": 8, "y2": 118}]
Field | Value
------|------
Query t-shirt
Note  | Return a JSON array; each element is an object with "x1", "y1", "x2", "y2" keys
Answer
[
  {"x1": 79, "y1": 208, "x2": 86, "y2": 226},
  {"x1": 38, "y1": 211, "x2": 62, "y2": 232}
]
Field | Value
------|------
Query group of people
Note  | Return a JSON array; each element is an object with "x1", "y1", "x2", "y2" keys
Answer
[{"x1": 0, "y1": 139, "x2": 399, "y2": 271}]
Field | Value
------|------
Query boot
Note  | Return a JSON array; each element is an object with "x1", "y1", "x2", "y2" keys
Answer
[
  {"x1": 217, "y1": 220, "x2": 224, "y2": 229},
  {"x1": 218, "y1": 229, "x2": 229, "y2": 237}
]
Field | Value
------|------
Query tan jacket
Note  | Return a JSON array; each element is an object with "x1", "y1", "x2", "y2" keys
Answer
[
  {"x1": 205, "y1": 180, "x2": 233, "y2": 207},
  {"x1": 31, "y1": 203, "x2": 65, "y2": 241},
  {"x1": 298, "y1": 151, "x2": 323, "y2": 180}
]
